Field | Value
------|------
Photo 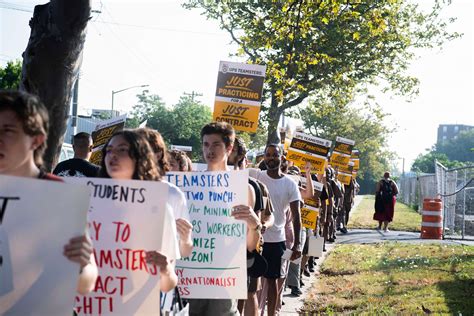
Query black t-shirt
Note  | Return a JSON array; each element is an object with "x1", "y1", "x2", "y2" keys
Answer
[
  {"x1": 53, "y1": 158, "x2": 100, "y2": 178},
  {"x1": 248, "y1": 178, "x2": 263, "y2": 215}
]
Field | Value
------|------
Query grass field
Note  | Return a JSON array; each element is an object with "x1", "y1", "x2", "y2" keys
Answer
[
  {"x1": 348, "y1": 195, "x2": 422, "y2": 232},
  {"x1": 302, "y1": 243, "x2": 474, "y2": 315}
]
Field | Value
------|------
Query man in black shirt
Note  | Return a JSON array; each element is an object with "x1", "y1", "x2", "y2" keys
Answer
[{"x1": 53, "y1": 132, "x2": 99, "y2": 177}]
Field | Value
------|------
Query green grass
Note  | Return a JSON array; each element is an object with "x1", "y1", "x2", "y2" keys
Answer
[
  {"x1": 348, "y1": 195, "x2": 422, "y2": 232},
  {"x1": 302, "y1": 243, "x2": 474, "y2": 315}
]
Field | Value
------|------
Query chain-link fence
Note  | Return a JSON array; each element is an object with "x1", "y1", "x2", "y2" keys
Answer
[
  {"x1": 398, "y1": 173, "x2": 437, "y2": 211},
  {"x1": 435, "y1": 162, "x2": 474, "y2": 240},
  {"x1": 398, "y1": 161, "x2": 474, "y2": 240}
]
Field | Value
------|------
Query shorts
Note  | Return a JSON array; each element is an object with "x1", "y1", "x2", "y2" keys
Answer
[
  {"x1": 248, "y1": 276, "x2": 260, "y2": 292},
  {"x1": 188, "y1": 299, "x2": 238, "y2": 316},
  {"x1": 262, "y1": 241, "x2": 286, "y2": 279}
]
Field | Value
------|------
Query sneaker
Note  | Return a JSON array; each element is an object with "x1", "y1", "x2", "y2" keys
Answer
[
  {"x1": 383, "y1": 228, "x2": 390, "y2": 233},
  {"x1": 308, "y1": 267, "x2": 315, "y2": 273},
  {"x1": 340, "y1": 227, "x2": 348, "y2": 234},
  {"x1": 303, "y1": 269, "x2": 310, "y2": 277},
  {"x1": 290, "y1": 287, "x2": 303, "y2": 296},
  {"x1": 328, "y1": 238, "x2": 335, "y2": 243}
]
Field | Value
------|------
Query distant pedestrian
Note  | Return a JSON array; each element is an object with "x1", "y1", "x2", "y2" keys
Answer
[
  {"x1": 53, "y1": 132, "x2": 99, "y2": 177},
  {"x1": 374, "y1": 172, "x2": 399, "y2": 232}
]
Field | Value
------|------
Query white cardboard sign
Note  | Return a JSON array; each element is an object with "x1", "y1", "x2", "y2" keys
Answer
[
  {"x1": 0, "y1": 175, "x2": 90, "y2": 315},
  {"x1": 165, "y1": 170, "x2": 248, "y2": 299}
]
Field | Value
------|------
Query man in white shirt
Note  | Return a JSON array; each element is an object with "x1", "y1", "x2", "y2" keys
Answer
[{"x1": 249, "y1": 144, "x2": 301, "y2": 316}]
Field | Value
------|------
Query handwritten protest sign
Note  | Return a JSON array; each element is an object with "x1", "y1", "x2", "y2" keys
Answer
[
  {"x1": 165, "y1": 170, "x2": 248, "y2": 299},
  {"x1": 286, "y1": 132, "x2": 332, "y2": 173},
  {"x1": 0, "y1": 175, "x2": 89, "y2": 315},
  {"x1": 65, "y1": 178, "x2": 170, "y2": 315},
  {"x1": 329, "y1": 137, "x2": 355, "y2": 169},
  {"x1": 90, "y1": 114, "x2": 127, "y2": 165},
  {"x1": 213, "y1": 61, "x2": 266, "y2": 133},
  {"x1": 301, "y1": 198, "x2": 319, "y2": 230}
]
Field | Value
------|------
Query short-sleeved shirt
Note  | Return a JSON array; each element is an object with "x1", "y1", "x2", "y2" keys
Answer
[
  {"x1": 53, "y1": 158, "x2": 100, "y2": 178},
  {"x1": 249, "y1": 169, "x2": 301, "y2": 243},
  {"x1": 159, "y1": 181, "x2": 187, "y2": 261}
]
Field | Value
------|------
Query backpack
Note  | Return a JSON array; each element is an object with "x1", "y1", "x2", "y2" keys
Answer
[{"x1": 381, "y1": 179, "x2": 393, "y2": 202}]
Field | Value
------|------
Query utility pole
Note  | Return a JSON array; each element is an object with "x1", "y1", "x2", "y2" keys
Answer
[
  {"x1": 184, "y1": 91, "x2": 203, "y2": 102},
  {"x1": 71, "y1": 78, "x2": 79, "y2": 142}
]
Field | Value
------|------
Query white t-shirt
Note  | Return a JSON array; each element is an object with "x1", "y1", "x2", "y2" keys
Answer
[
  {"x1": 160, "y1": 181, "x2": 189, "y2": 260},
  {"x1": 249, "y1": 169, "x2": 301, "y2": 243}
]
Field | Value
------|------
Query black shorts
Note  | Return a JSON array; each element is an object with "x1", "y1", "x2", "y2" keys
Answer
[{"x1": 262, "y1": 241, "x2": 286, "y2": 279}]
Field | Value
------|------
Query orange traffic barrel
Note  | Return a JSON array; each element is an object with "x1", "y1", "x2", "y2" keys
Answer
[{"x1": 420, "y1": 198, "x2": 443, "y2": 239}]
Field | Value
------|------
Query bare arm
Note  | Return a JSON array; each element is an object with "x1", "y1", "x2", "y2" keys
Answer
[
  {"x1": 145, "y1": 251, "x2": 178, "y2": 292},
  {"x1": 76, "y1": 252, "x2": 98, "y2": 295},
  {"x1": 300, "y1": 162, "x2": 315, "y2": 200},
  {"x1": 289, "y1": 200, "x2": 302, "y2": 260},
  {"x1": 177, "y1": 218, "x2": 193, "y2": 258},
  {"x1": 63, "y1": 234, "x2": 98, "y2": 295}
]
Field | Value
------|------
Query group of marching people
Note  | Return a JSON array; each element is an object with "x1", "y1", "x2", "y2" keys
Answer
[{"x1": 0, "y1": 90, "x2": 358, "y2": 316}]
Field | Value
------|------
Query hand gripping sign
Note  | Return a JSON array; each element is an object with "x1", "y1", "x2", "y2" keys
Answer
[
  {"x1": 65, "y1": 178, "x2": 170, "y2": 315},
  {"x1": 213, "y1": 61, "x2": 266, "y2": 133}
]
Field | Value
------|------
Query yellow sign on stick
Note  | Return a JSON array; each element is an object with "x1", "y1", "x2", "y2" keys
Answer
[
  {"x1": 286, "y1": 132, "x2": 332, "y2": 174},
  {"x1": 213, "y1": 61, "x2": 266, "y2": 133},
  {"x1": 329, "y1": 136, "x2": 355, "y2": 169},
  {"x1": 301, "y1": 198, "x2": 319, "y2": 230},
  {"x1": 90, "y1": 115, "x2": 127, "y2": 165}
]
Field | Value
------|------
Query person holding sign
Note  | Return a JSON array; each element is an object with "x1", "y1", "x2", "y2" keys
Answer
[
  {"x1": 186, "y1": 122, "x2": 262, "y2": 316},
  {"x1": 98, "y1": 129, "x2": 179, "y2": 292},
  {"x1": 137, "y1": 127, "x2": 193, "y2": 258},
  {"x1": 0, "y1": 90, "x2": 98, "y2": 295},
  {"x1": 249, "y1": 144, "x2": 302, "y2": 316}
]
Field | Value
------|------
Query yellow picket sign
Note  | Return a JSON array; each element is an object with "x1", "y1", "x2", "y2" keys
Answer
[
  {"x1": 329, "y1": 151, "x2": 351, "y2": 169},
  {"x1": 337, "y1": 172, "x2": 352, "y2": 185},
  {"x1": 301, "y1": 204, "x2": 319, "y2": 230},
  {"x1": 213, "y1": 61, "x2": 266, "y2": 133},
  {"x1": 213, "y1": 100, "x2": 261, "y2": 133},
  {"x1": 286, "y1": 132, "x2": 331, "y2": 174},
  {"x1": 351, "y1": 158, "x2": 360, "y2": 171},
  {"x1": 286, "y1": 149, "x2": 327, "y2": 173}
]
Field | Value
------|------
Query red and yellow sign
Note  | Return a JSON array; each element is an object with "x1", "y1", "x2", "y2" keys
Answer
[
  {"x1": 213, "y1": 61, "x2": 266, "y2": 133},
  {"x1": 286, "y1": 132, "x2": 332, "y2": 174}
]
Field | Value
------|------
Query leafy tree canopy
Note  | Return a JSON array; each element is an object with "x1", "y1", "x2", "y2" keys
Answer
[
  {"x1": 127, "y1": 92, "x2": 212, "y2": 161},
  {"x1": 436, "y1": 129, "x2": 474, "y2": 163},
  {"x1": 0, "y1": 60, "x2": 22, "y2": 90},
  {"x1": 411, "y1": 151, "x2": 466, "y2": 174},
  {"x1": 300, "y1": 94, "x2": 394, "y2": 192},
  {"x1": 185, "y1": 0, "x2": 460, "y2": 142}
]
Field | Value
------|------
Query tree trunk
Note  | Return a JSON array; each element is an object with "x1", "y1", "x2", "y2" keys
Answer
[
  {"x1": 19, "y1": 0, "x2": 91, "y2": 171},
  {"x1": 266, "y1": 93, "x2": 282, "y2": 145}
]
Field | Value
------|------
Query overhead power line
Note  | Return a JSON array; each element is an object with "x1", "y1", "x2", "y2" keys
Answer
[{"x1": 0, "y1": 3, "x2": 225, "y2": 36}]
